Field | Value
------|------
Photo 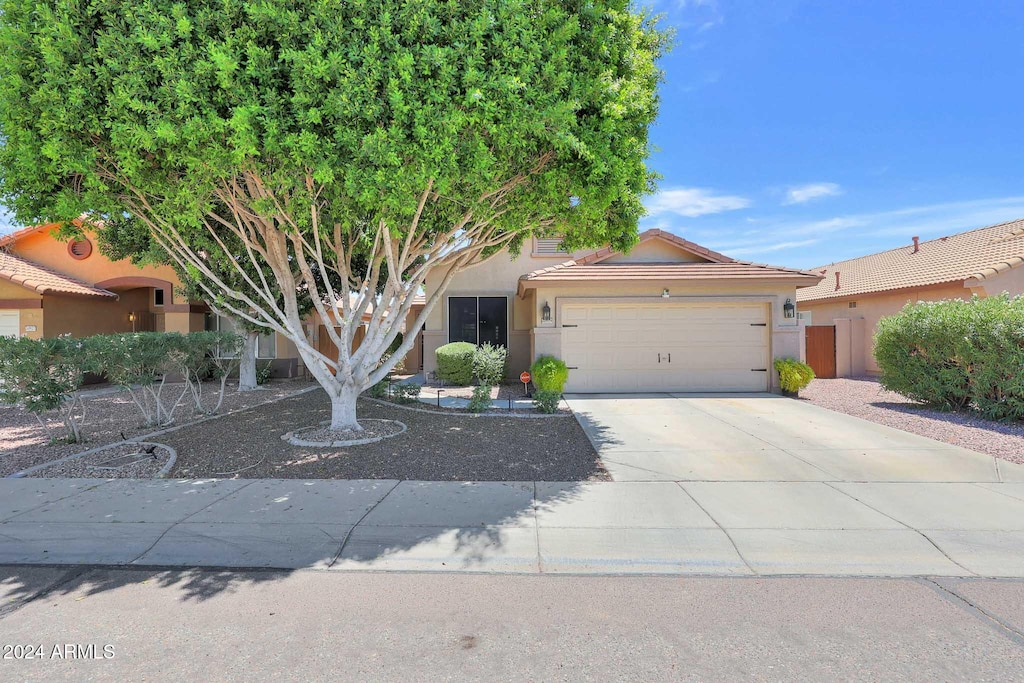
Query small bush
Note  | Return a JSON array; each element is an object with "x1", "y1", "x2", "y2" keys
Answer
[
  {"x1": 467, "y1": 384, "x2": 493, "y2": 413},
  {"x1": 773, "y1": 357, "x2": 815, "y2": 393},
  {"x1": 256, "y1": 361, "x2": 274, "y2": 385},
  {"x1": 533, "y1": 389, "x2": 562, "y2": 414},
  {"x1": 875, "y1": 295, "x2": 1024, "y2": 419},
  {"x1": 530, "y1": 355, "x2": 570, "y2": 393},
  {"x1": 0, "y1": 335, "x2": 96, "y2": 442},
  {"x1": 368, "y1": 380, "x2": 390, "y2": 398},
  {"x1": 435, "y1": 341, "x2": 476, "y2": 385},
  {"x1": 391, "y1": 382, "x2": 422, "y2": 404},
  {"x1": 473, "y1": 343, "x2": 507, "y2": 385}
]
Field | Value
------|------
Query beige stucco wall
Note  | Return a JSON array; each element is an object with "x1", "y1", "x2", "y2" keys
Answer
[
  {"x1": 977, "y1": 265, "x2": 1024, "y2": 297},
  {"x1": 798, "y1": 282, "x2": 969, "y2": 374}
]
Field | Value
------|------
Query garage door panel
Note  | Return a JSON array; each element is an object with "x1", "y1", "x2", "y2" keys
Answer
[{"x1": 561, "y1": 302, "x2": 769, "y2": 393}]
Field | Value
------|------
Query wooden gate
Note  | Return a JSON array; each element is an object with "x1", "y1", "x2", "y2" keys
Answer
[{"x1": 805, "y1": 325, "x2": 836, "y2": 379}]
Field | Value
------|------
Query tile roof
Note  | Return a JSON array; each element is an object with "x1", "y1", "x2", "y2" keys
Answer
[
  {"x1": 0, "y1": 252, "x2": 117, "y2": 298},
  {"x1": 517, "y1": 229, "x2": 823, "y2": 296},
  {"x1": 796, "y1": 218, "x2": 1024, "y2": 302}
]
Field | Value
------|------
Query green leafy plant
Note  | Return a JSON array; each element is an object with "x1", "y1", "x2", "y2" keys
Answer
[
  {"x1": 367, "y1": 380, "x2": 390, "y2": 399},
  {"x1": 0, "y1": 0, "x2": 667, "y2": 432},
  {"x1": 256, "y1": 361, "x2": 274, "y2": 386},
  {"x1": 0, "y1": 335, "x2": 97, "y2": 442},
  {"x1": 473, "y1": 343, "x2": 507, "y2": 386},
  {"x1": 436, "y1": 342, "x2": 476, "y2": 385},
  {"x1": 530, "y1": 356, "x2": 570, "y2": 393},
  {"x1": 467, "y1": 385, "x2": 493, "y2": 413},
  {"x1": 773, "y1": 357, "x2": 815, "y2": 394},
  {"x1": 390, "y1": 383, "x2": 422, "y2": 405},
  {"x1": 533, "y1": 389, "x2": 562, "y2": 414},
  {"x1": 875, "y1": 295, "x2": 1024, "y2": 419}
]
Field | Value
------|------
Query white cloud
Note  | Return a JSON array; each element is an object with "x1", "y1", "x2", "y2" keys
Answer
[
  {"x1": 645, "y1": 187, "x2": 750, "y2": 218},
  {"x1": 721, "y1": 238, "x2": 822, "y2": 257},
  {"x1": 783, "y1": 182, "x2": 842, "y2": 205}
]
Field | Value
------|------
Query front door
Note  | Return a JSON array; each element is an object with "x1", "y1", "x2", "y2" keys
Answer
[{"x1": 448, "y1": 296, "x2": 508, "y2": 347}]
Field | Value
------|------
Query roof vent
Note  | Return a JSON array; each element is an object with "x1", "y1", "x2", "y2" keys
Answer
[
  {"x1": 912, "y1": 236, "x2": 920, "y2": 253},
  {"x1": 67, "y1": 238, "x2": 92, "y2": 260},
  {"x1": 835, "y1": 271, "x2": 841, "y2": 290}
]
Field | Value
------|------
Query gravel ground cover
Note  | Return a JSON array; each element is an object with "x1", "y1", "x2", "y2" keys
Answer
[
  {"x1": 0, "y1": 380, "x2": 316, "y2": 477},
  {"x1": 416, "y1": 380, "x2": 530, "y2": 401},
  {"x1": 23, "y1": 442, "x2": 173, "y2": 479},
  {"x1": 161, "y1": 390, "x2": 606, "y2": 481},
  {"x1": 801, "y1": 377, "x2": 1024, "y2": 465}
]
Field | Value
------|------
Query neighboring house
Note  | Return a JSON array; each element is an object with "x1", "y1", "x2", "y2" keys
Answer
[
  {"x1": 796, "y1": 218, "x2": 1024, "y2": 378},
  {"x1": 0, "y1": 222, "x2": 302, "y2": 377},
  {"x1": 421, "y1": 229, "x2": 822, "y2": 393}
]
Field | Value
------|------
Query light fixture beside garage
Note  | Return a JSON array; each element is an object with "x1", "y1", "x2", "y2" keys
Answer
[
  {"x1": 784, "y1": 298, "x2": 796, "y2": 318},
  {"x1": 541, "y1": 301, "x2": 551, "y2": 322},
  {"x1": 662, "y1": 288, "x2": 670, "y2": 298}
]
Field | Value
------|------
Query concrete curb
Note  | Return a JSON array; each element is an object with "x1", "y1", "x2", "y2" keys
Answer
[
  {"x1": 362, "y1": 396, "x2": 572, "y2": 419},
  {"x1": 9, "y1": 441, "x2": 177, "y2": 479},
  {"x1": 282, "y1": 419, "x2": 408, "y2": 447}
]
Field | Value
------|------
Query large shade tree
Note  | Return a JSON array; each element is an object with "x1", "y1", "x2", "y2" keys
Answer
[{"x1": 0, "y1": 0, "x2": 668, "y2": 430}]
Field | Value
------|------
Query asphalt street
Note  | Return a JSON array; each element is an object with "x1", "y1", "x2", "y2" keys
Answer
[{"x1": 1, "y1": 567, "x2": 1022, "y2": 681}]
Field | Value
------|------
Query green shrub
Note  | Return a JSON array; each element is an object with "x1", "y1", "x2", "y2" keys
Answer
[
  {"x1": 533, "y1": 389, "x2": 562, "y2": 414},
  {"x1": 391, "y1": 383, "x2": 422, "y2": 404},
  {"x1": 875, "y1": 295, "x2": 1024, "y2": 419},
  {"x1": 435, "y1": 342, "x2": 476, "y2": 385},
  {"x1": 0, "y1": 335, "x2": 96, "y2": 442},
  {"x1": 256, "y1": 361, "x2": 274, "y2": 385},
  {"x1": 530, "y1": 355, "x2": 570, "y2": 392},
  {"x1": 473, "y1": 343, "x2": 507, "y2": 385},
  {"x1": 773, "y1": 357, "x2": 815, "y2": 393},
  {"x1": 368, "y1": 380, "x2": 390, "y2": 398},
  {"x1": 467, "y1": 384, "x2": 493, "y2": 413}
]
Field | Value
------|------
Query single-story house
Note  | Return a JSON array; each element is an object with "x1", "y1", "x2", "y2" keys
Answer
[
  {"x1": 0, "y1": 222, "x2": 303, "y2": 377},
  {"x1": 796, "y1": 218, "x2": 1024, "y2": 378},
  {"x1": 421, "y1": 229, "x2": 823, "y2": 393}
]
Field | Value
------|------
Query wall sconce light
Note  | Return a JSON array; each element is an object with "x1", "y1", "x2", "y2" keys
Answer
[
  {"x1": 662, "y1": 289, "x2": 670, "y2": 299},
  {"x1": 128, "y1": 312, "x2": 136, "y2": 323},
  {"x1": 783, "y1": 298, "x2": 795, "y2": 318},
  {"x1": 541, "y1": 301, "x2": 551, "y2": 322}
]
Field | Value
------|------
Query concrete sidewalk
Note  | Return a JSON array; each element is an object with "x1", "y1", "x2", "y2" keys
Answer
[{"x1": 1, "y1": 477, "x2": 1022, "y2": 576}]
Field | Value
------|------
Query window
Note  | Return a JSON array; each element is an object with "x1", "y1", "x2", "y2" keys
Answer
[
  {"x1": 154, "y1": 288, "x2": 165, "y2": 306},
  {"x1": 206, "y1": 313, "x2": 277, "y2": 359},
  {"x1": 448, "y1": 296, "x2": 507, "y2": 347},
  {"x1": 533, "y1": 236, "x2": 568, "y2": 256}
]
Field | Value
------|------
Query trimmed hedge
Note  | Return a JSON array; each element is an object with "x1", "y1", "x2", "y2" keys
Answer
[
  {"x1": 875, "y1": 294, "x2": 1024, "y2": 420},
  {"x1": 435, "y1": 341, "x2": 476, "y2": 385},
  {"x1": 530, "y1": 355, "x2": 569, "y2": 393},
  {"x1": 774, "y1": 358, "x2": 815, "y2": 393}
]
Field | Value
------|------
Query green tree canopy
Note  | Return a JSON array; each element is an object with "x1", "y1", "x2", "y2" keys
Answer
[{"x1": 0, "y1": 0, "x2": 669, "y2": 429}]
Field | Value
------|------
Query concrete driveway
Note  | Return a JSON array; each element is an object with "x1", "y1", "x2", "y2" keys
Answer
[{"x1": 565, "y1": 392, "x2": 1024, "y2": 484}]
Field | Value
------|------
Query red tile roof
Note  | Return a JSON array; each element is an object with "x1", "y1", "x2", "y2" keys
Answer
[
  {"x1": 0, "y1": 252, "x2": 117, "y2": 298},
  {"x1": 518, "y1": 229, "x2": 822, "y2": 295},
  {"x1": 796, "y1": 218, "x2": 1024, "y2": 302}
]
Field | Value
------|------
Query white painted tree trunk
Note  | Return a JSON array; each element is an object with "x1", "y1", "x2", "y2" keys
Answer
[
  {"x1": 238, "y1": 330, "x2": 259, "y2": 391},
  {"x1": 329, "y1": 382, "x2": 363, "y2": 431}
]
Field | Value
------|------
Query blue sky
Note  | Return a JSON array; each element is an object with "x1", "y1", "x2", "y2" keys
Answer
[
  {"x1": 3, "y1": 1, "x2": 1023, "y2": 269},
  {"x1": 640, "y1": 0, "x2": 1024, "y2": 267}
]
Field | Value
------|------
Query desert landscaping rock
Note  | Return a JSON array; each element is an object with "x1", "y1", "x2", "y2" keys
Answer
[
  {"x1": 20, "y1": 442, "x2": 175, "y2": 479},
  {"x1": 160, "y1": 390, "x2": 605, "y2": 481},
  {"x1": 283, "y1": 419, "x2": 407, "y2": 447},
  {"x1": 802, "y1": 377, "x2": 1024, "y2": 465},
  {"x1": 0, "y1": 379, "x2": 316, "y2": 478}
]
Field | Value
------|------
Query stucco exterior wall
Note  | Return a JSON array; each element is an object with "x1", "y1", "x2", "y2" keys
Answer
[
  {"x1": 798, "y1": 282, "x2": 969, "y2": 374},
  {"x1": 43, "y1": 289, "x2": 150, "y2": 337},
  {"x1": 12, "y1": 228, "x2": 185, "y2": 303},
  {"x1": 977, "y1": 265, "x2": 1024, "y2": 297}
]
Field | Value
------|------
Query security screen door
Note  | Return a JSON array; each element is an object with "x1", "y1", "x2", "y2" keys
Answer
[{"x1": 448, "y1": 296, "x2": 508, "y2": 347}]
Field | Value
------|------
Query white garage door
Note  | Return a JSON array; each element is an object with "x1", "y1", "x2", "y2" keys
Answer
[
  {"x1": 561, "y1": 302, "x2": 770, "y2": 393},
  {"x1": 0, "y1": 311, "x2": 19, "y2": 339}
]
